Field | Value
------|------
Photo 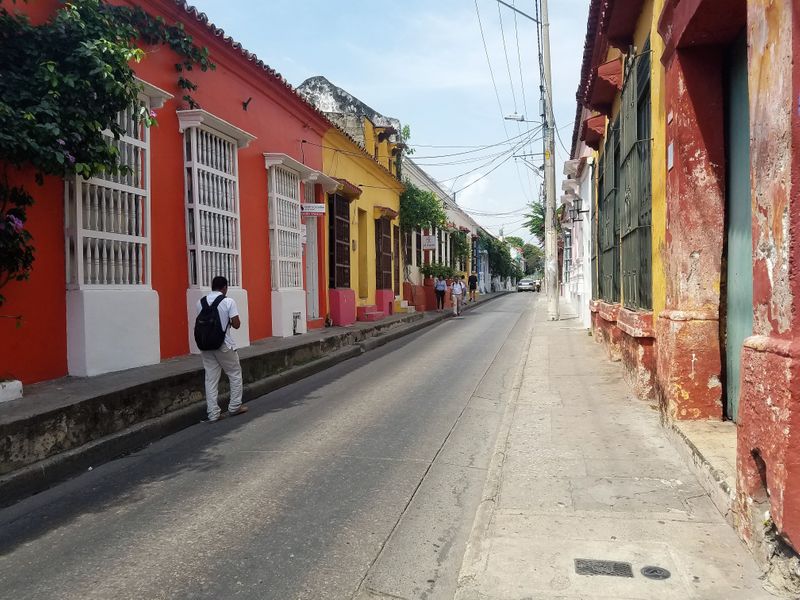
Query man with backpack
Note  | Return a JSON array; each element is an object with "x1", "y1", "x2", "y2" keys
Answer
[{"x1": 195, "y1": 276, "x2": 248, "y2": 422}]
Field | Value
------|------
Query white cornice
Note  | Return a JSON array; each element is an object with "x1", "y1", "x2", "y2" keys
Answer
[
  {"x1": 176, "y1": 109, "x2": 256, "y2": 148},
  {"x1": 135, "y1": 77, "x2": 173, "y2": 109},
  {"x1": 263, "y1": 152, "x2": 321, "y2": 180},
  {"x1": 305, "y1": 171, "x2": 340, "y2": 193}
]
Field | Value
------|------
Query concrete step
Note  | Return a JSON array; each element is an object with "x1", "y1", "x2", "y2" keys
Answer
[
  {"x1": 357, "y1": 311, "x2": 385, "y2": 322},
  {"x1": 356, "y1": 305, "x2": 378, "y2": 320}
]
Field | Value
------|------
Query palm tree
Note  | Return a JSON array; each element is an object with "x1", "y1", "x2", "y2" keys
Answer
[{"x1": 523, "y1": 200, "x2": 562, "y2": 247}]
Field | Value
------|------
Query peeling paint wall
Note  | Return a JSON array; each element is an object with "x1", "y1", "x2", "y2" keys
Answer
[
  {"x1": 748, "y1": 0, "x2": 797, "y2": 337},
  {"x1": 736, "y1": 0, "x2": 800, "y2": 558}
]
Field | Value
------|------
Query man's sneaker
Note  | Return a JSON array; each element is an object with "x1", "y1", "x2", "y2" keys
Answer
[{"x1": 228, "y1": 405, "x2": 249, "y2": 417}]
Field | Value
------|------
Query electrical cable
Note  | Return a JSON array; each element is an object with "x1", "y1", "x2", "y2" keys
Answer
[
  {"x1": 435, "y1": 128, "x2": 539, "y2": 184},
  {"x1": 497, "y1": 1, "x2": 518, "y2": 113},
  {"x1": 409, "y1": 126, "x2": 541, "y2": 160}
]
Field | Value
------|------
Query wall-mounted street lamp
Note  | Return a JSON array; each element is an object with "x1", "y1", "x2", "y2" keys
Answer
[{"x1": 569, "y1": 195, "x2": 590, "y2": 222}]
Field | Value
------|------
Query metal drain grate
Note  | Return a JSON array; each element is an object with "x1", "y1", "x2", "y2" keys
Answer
[
  {"x1": 641, "y1": 566, "x2": 671, "y2": 580},
  {"x1": 574, "y1": 558, "x2": 634, "y2": 578}
]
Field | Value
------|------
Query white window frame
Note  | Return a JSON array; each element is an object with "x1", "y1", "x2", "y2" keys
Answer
[
  {"x1": 263, "y1": 153, "x2": 330, "y2": 292},
  {"x1": 65, "y1": 82, "x2": 172, "y2": 289},
  {"x1": 178, "y1": 110, "x2": 255, "y2": 289},
  {"x1": 268, "y1": 164, "x2": 303, "y2": 290}
]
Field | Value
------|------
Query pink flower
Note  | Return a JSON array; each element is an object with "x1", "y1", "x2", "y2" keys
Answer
[
  {"x1": 149, "y1": 110, "x2": 157, "y2": 118},
  {"x1": 7, "y1": 215, "x2": 24, "y2": 233}
]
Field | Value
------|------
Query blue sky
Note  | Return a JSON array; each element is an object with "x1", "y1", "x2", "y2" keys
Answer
[{"x1": 189, "y1": 0, "x2": 589, "y2": 243}]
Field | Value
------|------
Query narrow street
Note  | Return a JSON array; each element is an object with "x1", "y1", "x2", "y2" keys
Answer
[{"x1": 0, "y1": 294, "x2": 535, "y2": 600}]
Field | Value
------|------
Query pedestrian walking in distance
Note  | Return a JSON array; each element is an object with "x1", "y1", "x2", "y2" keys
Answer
[
  {"x1": 195, "y1": 276, "x2": 248, "y2": 422},
  {"x1": 468, "y1": 271, "x2": 478, "y2": 302},
  {"x1": 452, "y1": 276, "x2": 466, "y2": 316},
  {"x1": 434, "y1": 275, "x2": 447, "y2": 311}
]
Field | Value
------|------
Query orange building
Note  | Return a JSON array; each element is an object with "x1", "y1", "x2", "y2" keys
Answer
[{"x1": 1, "y1": 0, "x2": 339, "y2": 384}]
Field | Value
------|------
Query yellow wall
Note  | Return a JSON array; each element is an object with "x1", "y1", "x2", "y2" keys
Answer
[
  {"x1": 648, "y1": 0, "x2": 667, "y2": 318},
  {"x1": 596, "y1": 0, "x2": 666, "y2": 315},
  {"x1": 322, "y1": 127, "x2": 403, "y2": 306}
]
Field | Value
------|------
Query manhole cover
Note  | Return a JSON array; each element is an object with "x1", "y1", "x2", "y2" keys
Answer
[
  {"x1": 641, "y1": 565, "x2": 671, "y2": 580},
  {"x1": 574, "y1": 559, "x2": 633, "y2": 578}
]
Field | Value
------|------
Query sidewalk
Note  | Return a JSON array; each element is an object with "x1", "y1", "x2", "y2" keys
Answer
[
  {"x1": 455, "y1": 298, "x2": 773, "y2": 600},
  {"x1": 0, "y1": 292, "x2": 507, "y2": 506}
]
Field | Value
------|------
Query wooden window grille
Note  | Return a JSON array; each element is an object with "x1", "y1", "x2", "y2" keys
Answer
[
  {"x1": 403, "y1": 229, "x2": 412, "y2": 265},
  {"x1": 375, "y1": 218, "x2": 393, "y2": 290},
  {"x1": 415, "y1": 230, "x2": 423, "y2": 267},
  {"x1": 182, "y1": 125, "x2": 241, "y2": 288},
  {"x1": 65, "y1": 99, "x2": 151, "y2": 288},
  {"x1": 592, "y1": 161, "x2": 601, "y2": 300},
  {"x1": 598, "y1": 119, "x2": 621, "y2": 303},
  {"x1": 328, "y1": 194, "x2": 351, "y2": 289},
  {"x1": 620, "y1": 38, "x2": 653, "y2": 310},
  {"x1": 267, "y1": 165, "x2": 303, "y2": 290},
  {"x1": 393, "y1": 224, "x2": 401, "y2": 291},
  {"x1": 563, "y1": 230, "x2": 572, "y2": 283}
]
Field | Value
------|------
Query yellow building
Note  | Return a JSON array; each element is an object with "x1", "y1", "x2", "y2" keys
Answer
[
  {"x1": 569, "y1": 0, "x2": 666, "y2": 399},
  {"x1": 322, "y1": 119, "x2": 404, "y2": 324}
]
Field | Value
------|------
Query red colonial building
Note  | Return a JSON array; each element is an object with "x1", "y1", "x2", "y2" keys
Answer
[{"x1": 1, "y1": 0, "x2": 338, "y2": 383}]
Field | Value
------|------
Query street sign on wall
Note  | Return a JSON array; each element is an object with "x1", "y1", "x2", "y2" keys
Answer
[
  {"x1": 421, "y1": 235, "x2": 437, "y2": 251},
  {"x1": 301, "y1": 203, "x2": 326, "y2": 216}
]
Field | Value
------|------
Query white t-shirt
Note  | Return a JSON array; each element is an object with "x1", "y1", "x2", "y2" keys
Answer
[
  {"x1": 451, "y1": 281, "x2": 465, "y2": 296},
  {"x1": 196, "y1": 291, "x2": 239, "y2": 350}
]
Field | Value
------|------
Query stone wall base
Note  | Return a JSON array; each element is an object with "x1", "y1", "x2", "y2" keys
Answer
[
  {"x1": 655, "y1": 310, "x2": 723, "y2": 420},
  {"x1": 736, "y1": 337, "x2": 800, "y2": 559},
  {"x1": 590, "y1": 303, "x2": 656, "y2": 400}
]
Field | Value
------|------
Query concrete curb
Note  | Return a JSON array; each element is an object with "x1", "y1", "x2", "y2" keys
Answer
[
  {"x1": 454, "y1": 297, "x2": 536, "y2": 597},
  {"x1": 0, "y1": 291, "x2": 510, "y2": 508}
]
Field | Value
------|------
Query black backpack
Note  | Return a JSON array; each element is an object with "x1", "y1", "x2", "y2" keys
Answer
[{"x1": 194, "y1": 295, "x2": 226, "y2": 351}]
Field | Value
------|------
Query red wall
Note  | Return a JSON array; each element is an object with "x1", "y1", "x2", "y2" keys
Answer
[{"x1": 0, "y1": 0, "x2": 327, "y2": 383}]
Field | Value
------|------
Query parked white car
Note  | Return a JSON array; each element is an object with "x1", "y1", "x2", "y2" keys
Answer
[{"x1": 517, "y1": 278, "x2": 535, "y2": 292}]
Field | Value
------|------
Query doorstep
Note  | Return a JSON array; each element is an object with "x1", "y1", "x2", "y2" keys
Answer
[{"x1": 664, "y1": 419, "x2": 738, "y2": 524}]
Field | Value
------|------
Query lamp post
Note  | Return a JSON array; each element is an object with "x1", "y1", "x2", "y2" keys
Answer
[{"x1": 497, "y1": 0, "x2": 558, "y2": 320}]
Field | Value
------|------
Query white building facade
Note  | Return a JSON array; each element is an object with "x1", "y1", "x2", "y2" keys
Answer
[
  {"x1": 401, "y1": 160, "x2": 487, "y2": 287},
  {"x1": 560, "y1": 142, "x2": 595, "y2": 329}
]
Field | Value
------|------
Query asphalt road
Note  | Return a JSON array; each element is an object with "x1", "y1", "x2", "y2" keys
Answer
[{"x1": 0, "y1": 293, "x2": 537, "y2": 600}]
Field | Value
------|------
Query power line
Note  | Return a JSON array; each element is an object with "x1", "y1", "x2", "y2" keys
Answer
[
  {"x1": 474, "y1": 0, "x2": 508, "y2": 139},
  {"x1": 464, "y1": 206, "x2": 529, "y2": 216},
  {"x1": 497, "y1": 2, "x2": 518, "y2": 113},
  {"x1": 452, "y1": 143, "x2": 528, "y2": 195},
  {"x1": 436, "y1": 128, "x2": 539, "y2": 184},
  {"x1": 511, "y1": 0, "x2": 539, "y2": 207},
  {"x1": 409, "y1": 127, "x2": 539, "y2": 159}
]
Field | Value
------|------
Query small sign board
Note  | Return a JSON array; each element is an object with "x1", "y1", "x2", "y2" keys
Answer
[
  {"x1": 301, "y1": 203, "x2": 326, "y2": 216},
  {"x1": 421, "y1": 235, "x2": 437, "y2": 251}
]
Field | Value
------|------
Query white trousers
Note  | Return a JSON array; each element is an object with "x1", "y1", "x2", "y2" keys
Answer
[
  {"x1": 452, "y1": 295, "x2": 463, "y2": 315},
  {"x1": 201, "y1": 347, "x2": 243, "y2": 420}
]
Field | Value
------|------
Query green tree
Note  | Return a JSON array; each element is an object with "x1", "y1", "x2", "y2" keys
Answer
[
  {"x1": 399, "y1": 180, "x2": 446, "y2": 232},
  {"x1": 480, "y1": 233, "x2": 515, "y2": 279},
  {"x1": 0, "y1": 0, "x2": 213, "y2": 304},
  {"x1": 522, "y1": 243, "x2": 544, "y2": 276},
  {"x1": 523, "y1": 200, "x2": 563, "y2": 248},
  {"x1": 504, "y1": 235, "x2": 525, "y2": 248}
]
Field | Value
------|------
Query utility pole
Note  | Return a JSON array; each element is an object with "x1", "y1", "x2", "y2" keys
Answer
[
  {"x1": 540, "y1": 0, "x2": 559, "y2": 320},
  {"x1": 497, "y1": 0, "x2": 558, "y2": 320}
]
